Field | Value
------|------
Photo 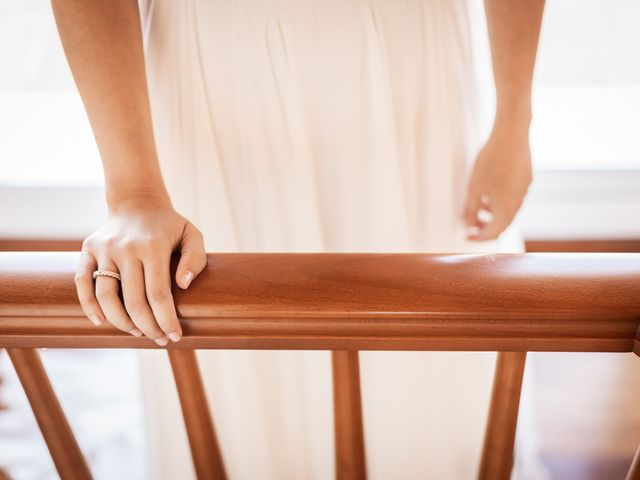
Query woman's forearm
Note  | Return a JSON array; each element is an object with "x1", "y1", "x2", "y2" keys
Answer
[
  {"x1": 55, "y1": 2, "x2": 207, "y2": 344},
  {"x1": 484, "y1": 0, "x2": 545, "y2": 125},
  {"x1": 463, "y1": 1, "x2": 545, "y2": 240},
  {"x1": 51, "y1": 0, "x2": 169, "y2": 209}
]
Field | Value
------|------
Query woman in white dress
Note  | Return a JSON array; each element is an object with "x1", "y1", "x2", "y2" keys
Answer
[{"x1": 52, "y1": 0, "x2": 545, "y2": 478}]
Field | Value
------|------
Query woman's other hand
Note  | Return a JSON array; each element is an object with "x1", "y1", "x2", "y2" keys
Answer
[
  {"x1": 74, "y1": 191, "x2": 207, "y2": 345},
  {"x1": 462, "y1": 118, "x2": 532, "y2": 241},
  {"x1": 465, "y1": 0, "x2": 545, "y2": 241}
]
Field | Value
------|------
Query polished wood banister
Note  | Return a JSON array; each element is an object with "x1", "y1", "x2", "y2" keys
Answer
[
  {"x1": 1, "y1": 252, "x2": 639, "y2": 352},
  {"x1": 1, "y1": 251, "x2": 639, "y2": 480}
]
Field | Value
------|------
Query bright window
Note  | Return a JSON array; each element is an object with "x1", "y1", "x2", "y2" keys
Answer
[
  {"x1": 0, "y1": 2, "x2": 102, "y2": 187},
  {"x1": 530, "y1": 0, "x2": 640, "y2": 170},
  {"x1": 1, "y1": 0, "x2": 639, "y2": 188}
]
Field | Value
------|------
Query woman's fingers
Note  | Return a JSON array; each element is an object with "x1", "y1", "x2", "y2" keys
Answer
[
  {"x1": 466, "y1": 191, "x2": 520, "y2": 241},
  {"x1": 175, "y1": 222, "x2": 207, "y2": 289},
  {"x1": 463, "y1": 188, "x2": 483, "y2": 229},
  {"x1": 75, "y1": 250, "x2": 106, "y2": 326},
  {"x1": 463, "y1": 189, "x2": 494, "y2": 239},
  {"x1": 81, "y1": 238, "x2": 188, "y2": 346},
  {"x1": 94, "y1": 258, "x2": 141, "y2": 337},
  {"x1": 76, "y1": 209, "x2": 204, "y2": 345},
  {"x1": 143, "y1": 248, "x2": 182, "y2": 342},
  {"x1": 119, "y1": 259, "x2": 168, "y2": 346},
  {"x1": 467, "y1": 214, "x2": 505, "y2": 241},
  {"x1": 87, "y1": 251, "x2": 179, "y2": 346}
]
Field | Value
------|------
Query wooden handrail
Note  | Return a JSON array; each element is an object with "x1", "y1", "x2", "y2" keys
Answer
[
  {"x1": 0, "y1": 252, "x2": 639, "y2": 351},
  {"x1": 1, "y1": 251, "x2": 639, "y2": 479}
]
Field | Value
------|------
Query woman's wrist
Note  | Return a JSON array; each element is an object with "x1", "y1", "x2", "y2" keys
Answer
[
  {"x1": 106, "y1": 183, "x2": 173, "y2": 214},
  {"x1": 494, "y1": 95, "x2": 532, "y2": 134},
  {"x1": 104, "y1": 153, "x2": 172, "y2": 212}
]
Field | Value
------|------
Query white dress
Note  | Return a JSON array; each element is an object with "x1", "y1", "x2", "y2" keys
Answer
[{"x1": 137, "y1": 0, "x2": 538, "y2": 478}]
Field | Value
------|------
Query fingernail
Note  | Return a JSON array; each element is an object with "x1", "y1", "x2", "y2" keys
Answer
[
  {"x1": 129, "y1": 328, "x2": 143, "y2": 337},
  {"x1": 167, "y1": 331, "x2": 181, "y2": 343},
  {"x1": 477, "y1": 209, "x2": 494, "y2": 224},
  {"x1": 89, "y1": 314, "x2": 102, "y2": 326},
  {"x1": 181, "y1": 270, "x2": 194, "y2": 289},
  {"x1": 466, "y1": 226, "x2": 480, "y2": 237},
  {"x1": 154, "y1": 336, "x2": 169, "y2": 347}
]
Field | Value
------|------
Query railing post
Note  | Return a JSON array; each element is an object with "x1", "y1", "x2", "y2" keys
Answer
[
  {"x1": 478, "y1": 351, "x2": 527, "y2": 480},
  {"x1": 626, "y1": 444, "x2": 640, "y2": 480},
  {"x1": 168, "y1": 349, "x2": 227, "y2": 480},
  {"x1": 7, "y1": 348, "x2": 92, "y2": 480},
  {"x1": 332, "y1": 350, "x2": 367, "y2": 480}
]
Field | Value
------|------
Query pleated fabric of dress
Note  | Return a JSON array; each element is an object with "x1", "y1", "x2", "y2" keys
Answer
[{"x1": 137, "y1": 0, "x2": 539, "y2": 478}]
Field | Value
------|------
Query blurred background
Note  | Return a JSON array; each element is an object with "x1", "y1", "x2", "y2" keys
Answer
[{"x1": 0, "y1": 0, "x2": 639, "y2": 479}]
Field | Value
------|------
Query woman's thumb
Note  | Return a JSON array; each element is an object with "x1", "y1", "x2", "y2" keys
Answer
[{"x1": 175, "y1": 222, "x2": 207, "y2": 289}]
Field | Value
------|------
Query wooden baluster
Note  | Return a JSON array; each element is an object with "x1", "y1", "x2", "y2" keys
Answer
[
  {"x1": 626, "y1": 444, "x2": 640, "y2": 480},
  {"x1": 168, "y1": 349, "x2": 226, "y2": 480},
  {"x1": 7, "y1": 348, "x2": 91, "y2": 480},
  {"x1": 332, "y1": 350, "x2": 366, "y2": 480},
  {"x1": 478, "y1": 351, "x2": 527, "y2": 480}
]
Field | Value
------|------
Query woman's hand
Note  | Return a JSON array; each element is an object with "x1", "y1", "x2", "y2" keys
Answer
[
  {"x1": 51, "y1": 0, "x2": 207, "y2": 345},
  {"x1": 467, "y1": 0, "x2": 544, "y2": 241},
  {"x1": 462, "y1": 118, "x2": 533, "y2": 241},
  {"x1": 74, "y1": 191, "x2": 207, "y2": 345}
]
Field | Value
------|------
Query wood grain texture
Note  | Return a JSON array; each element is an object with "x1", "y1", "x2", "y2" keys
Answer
[
  {"x1": 525, "y1": 239, "x2": 640, "y2": 253},
  {"x1": 627, "y1": 444, "x2": 640, "y2": 480},
  {"x1": 168, "y1": 350, "x2": 226, "y2": 480},
  {"x1": 332, "y1": 351, "x2": 366, "y2": 480},
  {"x1": 0, "y1": 239, "x2": 82, "y2": 252},
  {"x1": 7, "y1": 348, "x2": 91, "y2": 480},
  {"x1": 1, "y1": 252, "x2": 639, "y2": 351},
  {"x1": 4, "y1": 238, "x2": 640, "y2": 254},
  {"x1": 478, "y1": 352, "x2": 527, "y2": 480}
]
